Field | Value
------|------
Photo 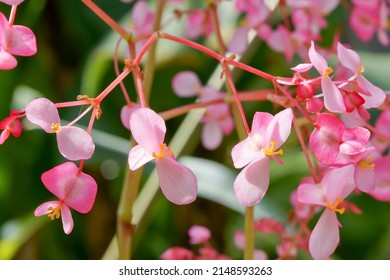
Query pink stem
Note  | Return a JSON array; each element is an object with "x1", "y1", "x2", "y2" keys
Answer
[
  {"x1": 55, "y1": 100, "x2": 90, "y2": 108},
  {"x1": 66, "y1": 105, "x2": 94, "y2": 127},
  {"x1": 8, "y1": 5, "x2": 17, "y2": 26},
  {"x1": 114, "y1": 37, "x2": 132, "y2": 106}
]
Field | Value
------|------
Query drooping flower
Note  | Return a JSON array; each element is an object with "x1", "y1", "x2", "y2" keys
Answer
[
  {"x1": 128, "y1": 107, "x2": 198, "y2": 204},
  {"x1": 231, "y1": 108, "x2": 293, "y2": 206},
  {"x1": 34, "y1": 162, "x2": 98, "y2": 234},
  {"x1": 25, "y1": 98, "x2": 95, "y2": 161},
  {"x1": 0, "y1": 12, "x2": 37, "y2": 70},
  {"x1": 0, "y1": 110, "x2": 23, "y2": 144},
  {"x1": 308, "y1": 41, "x2": 346, "y2": 113},
  {"x1": 297, "y1": 165, "x2": 355, "y2": 259}
]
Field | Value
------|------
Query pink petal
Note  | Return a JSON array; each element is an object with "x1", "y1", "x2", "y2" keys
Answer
[
  {"x1": 323, "y1": 165, "x2": 355, "y2": 201},
  {"x1": 131, "y1": 0, "x2": 154, "y2": 34},
  {"x1": 321, "y1": 76, "x2": 346, "y2": 113},
  {"x1": 358, "y1": 76, "x2": 386, "y2": 108},
  {"x1": 349, "y1": 9, "x2": 375, "y2": 42},
  {"x1": 0, "y1": 49, "x2": 17, "y2": 70},
  {"x1": 128, "y1": 144, "x2": 154, "y2": 170},
  {"x1": 156, "y1": 156, "x2": 198, "y2": 205},
  {"x1": 0, "y1": 129, "x2": 10, "y2": 144},
  {"x1": 369, "y1": 155, "x2": 390, "y2": 201},
  {"x1": 201, "y1": 121, "x2": 223, "y2": 150},
  {"x1": 60, "y1": 204, "x2": 74, "y2": 235},
  {"x1": 309, "y1": 209, "x2": 339, "y2": 260},
  {"x1": 291, "y1": 63, "x2": 313, "y2": 73},
  {"x1": 251, "y1": 111, "x2": 273, "y2": 134},
  {"x1": 172, "y1": 71, "x2": 201, "y2": 97},
  {"x1": 297, "y1": 183, "x2": 326, "y2": 207},
  {"x1": 227, "y1": 27, "x2": 249, "y2": 54},
  {"x1": 355, "y1": 164, "x2": 375, "y2": 192},
  {"x1": 25, "y1": 98, "x2": 60, "y2": 133},
  {"x1": 120, "y1": 104, "x2": 140, "y2": 130},
  {"x1": 57, "y1": 126, "x2": 95, "y2": 161},
  {"x1": 306, "y1": 97, "x2": 324, "y2": 113},
  {"x1": 41, "y1": 162, "x2": 97, "y2": 213},
  {"x1": 233, "y1": 157, "x2": 270, "y2": 206},
  {"x1": 129, "y1": 107, "x2": 166, "y2": 154},
  {"x1": 309, "y1": 113, "x2": 344, "y2": 165},
  {"x1": 7, "y1": 25, "x2": 37, "y2": 56},
  {"x1": 233, "y1": 230, "x2": 245, "y2": 249},
  {"x1": 231, "y1": 137, "x2": 264, "y2": 168},
  {"x1": 308, "y1": 41, "x2": 329, "y2": 74},
  {"x1": 34, "y1": 201, "x2": 61, "y2": 217},
  {"x1": 264, "y1": 108, "x2": 293, "y2": 149},
  {"x1": 188, "y1": 225, "x2": 211, "y2": 245},
  {"x1": 337, "y1": 42, "x2": 361, "y2": 73}
]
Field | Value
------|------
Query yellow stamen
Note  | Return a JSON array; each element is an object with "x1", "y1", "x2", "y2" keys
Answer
[
  {"x1": 264, "y1": 141, "x2": 284, "y2": 156},
  {"x1": 47, "y1": 205, "x2": 61, "y2": 220},
  {"x1": 152, "y1": 143, "x2": 173, "y2": 159},
  {"x1": 324, "y1": 67, "x2": 333, "y2": 77},
  {"x1": 360, "y1": 65, "x2": 365, "y2": 74},
  {"x1": 50, "y1": 123, "x2": 61, "y2": 133},
  {"x1": 327, "y1": 198, "x2": 345, "y2": 214},
  {"x1": 358, "y1": 157, "x2": 375, "y2": 170},
  {"x1": 77, "y1": 95, "x2": 102, "y2": 119}
]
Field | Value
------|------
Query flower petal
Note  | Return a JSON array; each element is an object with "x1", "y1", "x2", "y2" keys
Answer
[
  {"x1": 321, "y1": 76, "x2": 346, "y2": 113},
  {"x1": 297, "y1": 182, "x2": 326, "y2": 207},
  {"x1": 201, "y1": 121, "x2": 223, "y2": 150},
  {"x1": 0, "y1": 49, "x2": 17, "y2": 70},
  {"x1": 264, "y1": 108, "x2": 293, "y2": 149},
  {"x1": 7, "y1": 25, "x2": 37, "y2": 56},
  {"x1": 188, "y1": 225, "x2": 211, "y2": 245},
  {"x1": 172, "y1": 71, "x2": 202, "y2": 97},
  {"x1": 120, "y1": 104, "x2": 140, "y2": 131},
  {"x1": 231, "y1": 137, "x2": 264, "y2": 168},
  {"x1": 309, "y1": 209, "x2": 339, "y2": 260},
  {"x1": 355, "y1": 165, "x2": 375, "y2": 193},
  {"x1": 358, "y1": 76, "x2": 386, "y2": 109},
  {"x1": 57, "y1": 126, "x2": 95, "y2": 161},
  {"x1": 337, "y1": 42, "x2": 361, "y2": 73},
  {"x1": 228, "y1": 27, "x2": 249, "y2": 54},
  {"x1": 128, "y1": 144, "x2": 154, "y2": 170},
  {"x1": 130, "y1": 107, "x2": 166, "y2": 154},
  {"x1": 233, "y1": 157, "x2": 270, "y2": 206},
  {"x1": 34, "y1": 201, "x2": 61, "y2": 217},
  {"x1": 156, "y1": 156, "x2": 198, "y2": 205},
  {"x1": 251, "y1": 111, "x2": 273, "y2": 135},
  {"x1": 25, "y1": 98, "x2": 60, "y2": 133},
  {"x1": 308, "y1": 41, "x2": 328, "y2": 74},
  {"x1": 323, "y1": 165, "x2": 355, "y2": 201},
  {"x1": 61, "y1": 204, "x2": 74, "y2": 235}
]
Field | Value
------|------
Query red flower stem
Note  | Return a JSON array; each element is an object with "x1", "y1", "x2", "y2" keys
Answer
[
  {"x1": 55, "y1": 100, "x2": 90, "y2": 108},
  {"x1": 292, "y1": 111, "x2": 320, "y2": 183},
  {"x1": 134, "y1": 69, "x2": 147, "y2": 108},
  {"x1": 132, "y1": 33, "x2": 159, "y2": 66},
  {"x1": 209, "y1": 2, "x2": 226, "y2": 55},
  {"x1": 87, "y1": 106, "x2": 98, "y2": 134},
  {"x1": 78, "y1": 160, "x2": 85, "y2": 174},
  {"x1": 8, "y1": 5, "x2": 17, "y2": 26},
  {"x1": 224, "y1": 67, "x2": 251, "y2": 134},
  {"x1": 226, "y1": 59, "x2": 275, "y2": 82},
  {"x1": 96, "y1": 67, "x2": 132, "y2": 102},
  {"x1": 81, "y1": 0, "x2": 130, "y2": 40}
]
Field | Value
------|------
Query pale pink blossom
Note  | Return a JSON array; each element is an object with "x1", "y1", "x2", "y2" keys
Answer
[
  {"x1": 34, "y1": 162, "x2": 97, "y2": 234},
  {"x1": 128, "y1": 107, "x2": 198, "y2": 204},
  {"x1": 0, "y1": 110, "x2": 23, "y2": 144},
  {"x1": 297, "y1": 165, "x2": 355, "y2": 259},
  {"x1": 308, "y1": 41, "x2": 346, "y2": 113},
  {"x1": 188, "y1": 225, "x2": 211, "y2": 245},
  {"x1": 25, "y1": 98, "x2": 95, "y2": 161},
  {"x1": 0, "y1": 12, "x2": 37, "y2": 70},
  {"x1": 184, "y1": 10, "x2": 213, "y2": 39},
  {"x1": 231, "y1": 108, "x2": 293, "y2": 206}
]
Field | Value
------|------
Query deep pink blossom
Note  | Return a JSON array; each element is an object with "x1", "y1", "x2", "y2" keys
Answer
[
  {"x1": 34, "y1": 162, "x2": 97, "y2": 234},
  {"x1": 308, "y1": 41, "x2": 345, "y2": 113},
  {"x1": 231, "y1": 108, "x2": 293, "y2": 206},
  {"x1": 128, "y1": 107, "x2": 198, "y2": 204},
  {"x1": 297, "y1": 165, "x2": 355, "y2": 259},
  {"x1": 25, "y1": 98, "x2": 95, "y2": 161},
  {"x1": 0, "y1": 12, "x2": 37, "y2": 70},
  {"x1": 0, "y1": 110, "x2": 23, "y2": 144}
]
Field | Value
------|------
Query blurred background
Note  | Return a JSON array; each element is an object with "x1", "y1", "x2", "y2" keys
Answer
[{"x1": 0, "y1": 0, "x2": 390, "y2": 260}]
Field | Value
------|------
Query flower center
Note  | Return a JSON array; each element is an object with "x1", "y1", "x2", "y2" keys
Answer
[
  {"x1": 327, "y1": 198, "x2": 345, "y2": 214},
  {"x1": 152, "y1": 143, "x2": 173, "y2": 159},
  {"x1": 324, "y1": 67, "x2": 333, "y2": 77},
  {"x1": 358, "y1": 157, "x2": 375, "y2": 170},
  {"x1": 264, "y1": 141, "x2": 283, "y2": 156},
  {"x1": 47, "y1": 205, "x2": 62, "y2": 220},
  {"x1": 50, "y1": 123, "x2": 61, "y2": 133}
]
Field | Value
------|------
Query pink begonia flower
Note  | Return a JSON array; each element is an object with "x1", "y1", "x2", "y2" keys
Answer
[
  {"x1": 0, "y1": 110, "x2": 23, "y2": 144},
  {"x1": 337, "y1": 42, "x2": 386, "y2": 109},
  {"x1": 368, "y1": 154, "x2": 390, "y2": 201},
  {"x1": 254, "y1": 218, "x2": 284, "y2": 234},
  {"x1": 308, "y1": 41, "x2": 346, "y2": 113},
  {"x1": 188, "y1": 225, "x2": 211, "y2": 245},
  {"x1": 161, "y1": 247, "x2": 195, "y2": 260},
  {"x1": 371, "y1": 110, "x2": 390, "y2": 153},
  {"x1": 172, "y1": 71, "x2": 233, "y2": 150},
  {"x1": 0, "y1": 12, "x2": 37, "y2": 70},
  {"x1": 309, "y1": 113, "x2": 370, "y2": 166},
  {"x1": 184, "y1": 9, "x2": 214, "y2": 39},
  {"x1": 0, "y1": 0, "x2": 24, "y2": 5},
  {"x1": 350, "y1": 0, "x2": 389, "y2": 46},
  {"x1": 234, "y1": 230, "x2": 268, "y2": 260},
  {"x1": 231, "y1": 108, "x2": 293, "y2": 206},
  {"x1": 34, "y1": 162, "x2": 97, "y2": 234},
  {"x1": 297, "y1": 165, "x2": 355, "y2": 259},
  {"x1": 128, "y1": 107, "x2": 198, "y2": 204},
  {"x1": 25, "y1": 98, "x2": 95, "y2": 161}
]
